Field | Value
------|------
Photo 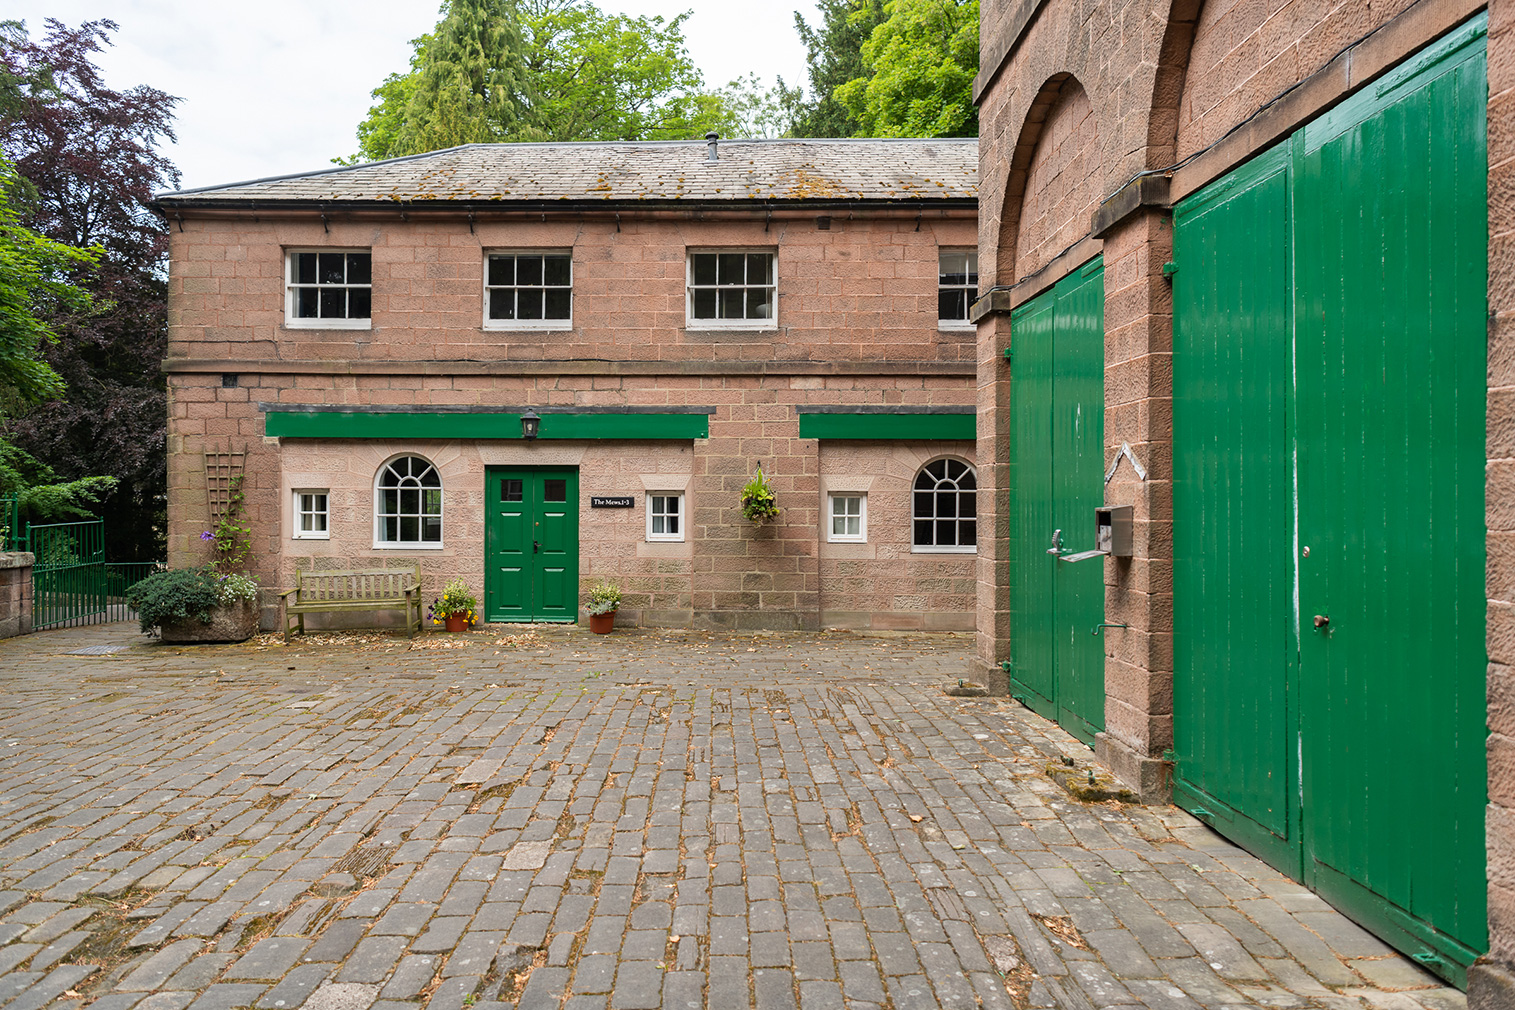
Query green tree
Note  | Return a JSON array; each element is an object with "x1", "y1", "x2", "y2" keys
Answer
[
  {"x1": 347, "y1": 0, "x2": 763, "y2": 160},
  {"x1": 0, "y1": 161, "x2": 90, "y2": 409},
  {"x1": 391, "y1": 0, "x2": 529, "y2": 157},
  {"x1": 781, "y1": 0, "x2": 886, "y2": 138},
  {"x1": 834, "y1": 0, "x2": 979, "y2": 138},
  {"x1": 0, "y1": 159, "x2": 119, "y2": 524}
]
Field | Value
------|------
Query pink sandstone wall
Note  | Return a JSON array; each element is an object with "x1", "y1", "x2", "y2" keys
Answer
[{"x1": 166, "y1": 209, "x2": 979, "y2": 631}]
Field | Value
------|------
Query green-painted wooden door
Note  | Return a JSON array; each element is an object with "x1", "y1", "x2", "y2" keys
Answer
[
  {"x1": 1010, "y1": 258, "x2": 1106, "y2": 744},
  {"x1": 1172, "y1": 143, "x2": 1299, "y2": 871},
  {"x1": 486, "y1": 468, "x2": 579, "y2": 622},
  {"x1": 1172, "y1": 16, "x2": 1488, "y2": 983}
]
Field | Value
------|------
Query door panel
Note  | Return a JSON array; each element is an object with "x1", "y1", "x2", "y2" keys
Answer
[
  {"x1": 1172, "y1": 144, "x2": 1297, "y2": 863},
  {"x1": 1052, "y1": 262, "x2": 1108, "y2": 740},
  {"x1": 486, "y1": 468, "x2": 580, "y2": 622},
  {"x1": 1010, "y1": 296, "x2": 1057, "y2": 721},
  {"x1": 1171, "y1": 15, "x2": 1488, "y2": 982},
  {"x1": 1009, "y1": 259, "x2": 1105, "y2": 744},
  {"x1": 1295, "y1": 24, "x2": 1488, "y2": 962}
]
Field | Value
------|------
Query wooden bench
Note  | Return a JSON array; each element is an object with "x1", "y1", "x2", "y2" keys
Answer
[{"x1": 279, "y1": 565, "x2": 423, "y2": 641}]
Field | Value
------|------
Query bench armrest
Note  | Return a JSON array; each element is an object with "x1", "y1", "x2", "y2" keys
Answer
[{"x1": 278, "y1": 587, "x2": 300, "y2": 600}]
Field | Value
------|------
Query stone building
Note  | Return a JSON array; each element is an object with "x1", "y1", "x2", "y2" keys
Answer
[
  {"x1": 154, "y1": 139, "x2": 980, "y2": 633},
  {"x1": 972, "y1": 0, "x2": 1512, "y2": 997}
]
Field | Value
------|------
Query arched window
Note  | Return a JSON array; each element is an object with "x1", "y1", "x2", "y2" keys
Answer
[
  {"x1": 913, "y1": 458, "x2": 976, "y2": 552},
  {"x1": 376, "y1": 456, "x2": 442, "y2": 546}
]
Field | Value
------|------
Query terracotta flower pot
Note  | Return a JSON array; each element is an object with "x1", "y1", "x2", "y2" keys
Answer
[
  {"x1": 588, "y1": 611, "x2": 616, "y2": 634},
  {"x1": 444, "y1": 614, "x2": 467, "y2": 633}
]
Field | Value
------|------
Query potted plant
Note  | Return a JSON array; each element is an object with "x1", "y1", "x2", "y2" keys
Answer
[
  {"x1": 586, "y1": 580, "x2": 621, "y2": 634},
  {"x1": 127, "y1": 567, "x2": 261, "y2": 642},
  {"x1": 741, "y1": 465, "x2": 780, "y2": 523},
  {"x1": 431, "y1": 578, "x2": 477, "y2": 632},
  {"x1": 126, "y1": 476, "x2": 261, "y2": 643}
]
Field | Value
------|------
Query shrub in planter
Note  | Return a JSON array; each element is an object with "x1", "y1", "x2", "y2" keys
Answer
[{"x1": 127, "y1": 566, "x2": 260, "y2": 642}]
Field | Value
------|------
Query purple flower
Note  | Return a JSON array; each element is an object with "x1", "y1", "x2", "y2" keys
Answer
[{"x1": 200, "y1": 530, "x2": 214, "y2": 541}]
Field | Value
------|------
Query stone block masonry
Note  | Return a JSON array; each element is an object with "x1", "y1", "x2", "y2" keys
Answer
[{"x1": 0, "y1": 553, "x2": 33, "y2": 638}]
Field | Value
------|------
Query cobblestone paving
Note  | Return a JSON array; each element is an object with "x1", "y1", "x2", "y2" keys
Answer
[{"x1": 0, "y1": 622, "x2": 1466, "y2": 1010}]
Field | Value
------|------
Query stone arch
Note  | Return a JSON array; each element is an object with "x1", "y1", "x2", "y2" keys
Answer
[
  {"x1": 1146, "y1": 0, "x2": 1204, "y2": 169},
  {"x1": 998, "y1": 74, "x2": 1101, "y2": 284}
]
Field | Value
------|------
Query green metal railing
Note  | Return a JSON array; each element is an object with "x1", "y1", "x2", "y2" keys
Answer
[
  {"x1": 30, "y1": 520, "x2": 108, "y2": 629},
  {"x1": 1, "y1": 503, "x2": 164, "y2": 630}
]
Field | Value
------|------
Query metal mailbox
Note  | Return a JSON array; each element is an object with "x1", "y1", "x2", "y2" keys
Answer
[{"x1": 1095, "y1": 505, "x2": 1133, "y2": 558}]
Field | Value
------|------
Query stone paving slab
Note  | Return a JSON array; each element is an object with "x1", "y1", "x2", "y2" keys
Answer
[{"x1": 0, "y1": 621, "x2": 1468, "y2": 1009}]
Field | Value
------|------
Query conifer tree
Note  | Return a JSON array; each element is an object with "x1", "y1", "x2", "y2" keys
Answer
[{"x1": 392, "y1": 0, "x2": 529, "y2": 155}]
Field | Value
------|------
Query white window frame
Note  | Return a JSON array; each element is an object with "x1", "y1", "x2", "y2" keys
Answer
[
  {"x1": 292, "y1": 489, "x2": 330, "y2": 540},
  {"x1": 646, "y1": 492, "x2": 685, "y2": 543},
  {"x1": 827, "y1": 493, "x2": 867, "y2": 543},
  {"x1": 483, "y1": 250, "x2": 574, "y2": 330},
  {"x1": 285, "y1": 248, "x2": 372, "y2": 330},
  {"x1": 911, "y1": 457, "x2": 978, "y2": 554},
  {"x1": 373, "y1": 455, "x2": 444, "y2": 550},
  {"x1": 938, "y1": 249, "x2": 979, "y2": 329},
  {"x1": 685, "y1": 249, "x2": 777, "y2": 330}
]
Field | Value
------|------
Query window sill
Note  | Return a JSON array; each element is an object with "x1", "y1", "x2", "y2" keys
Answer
[
  {"x1": 292, "y1": 534, "x2": 331, "y2": 541},
  {"x1": 284, "y1": 319, "x2": 372, "y2": 331},
  {"x1": 682, "y1": 322, "x2": 778, "y2": 333},
  {"x1": 373, "y1": 542, "x2": 445, "y2": 550},
  {"x1": 827, "y1": 537, "x2": 867, "y2": 545},
  {"x1": 646, "y1": 537, "x2": 686, "y2": 544},
  {"x1": 911, "y1": 546, "x2": 978, "y2": 554},
  {"x1": 483, "y1": 322, "x2": 574, "y2": 332},
  {"x1": 937, "y1": 322, "x2": 976, "y2": 331}
]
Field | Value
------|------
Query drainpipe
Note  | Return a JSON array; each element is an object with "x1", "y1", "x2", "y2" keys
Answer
[{"x1": 705, "y1": 133, "x2": 719, "y2": 162}]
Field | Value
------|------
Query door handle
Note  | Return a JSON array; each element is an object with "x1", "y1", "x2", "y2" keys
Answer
[
  {"x1": 1313, "y1": 614, "x2": 1329, "y2": 629},
  {"x1": 533, "y1": 540, "x2": 540, "y2": 553}
]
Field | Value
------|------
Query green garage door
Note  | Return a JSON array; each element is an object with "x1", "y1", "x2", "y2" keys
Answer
[
  {"x1": 1172, "y1": 16, "x2": 1487, "y2": 984},
  {"x1": 1009, "y1": 258, "x2": 1106, "y2": 745}
]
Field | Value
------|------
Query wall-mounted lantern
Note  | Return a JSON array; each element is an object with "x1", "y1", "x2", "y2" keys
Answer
[{"x1": 520, "y1": 409, "x2": 541, "y2": 441}]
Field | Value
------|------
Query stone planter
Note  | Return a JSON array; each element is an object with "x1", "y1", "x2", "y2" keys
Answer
[{"x1": 158, "y1": 599, "x2": 260, "y2": 644}]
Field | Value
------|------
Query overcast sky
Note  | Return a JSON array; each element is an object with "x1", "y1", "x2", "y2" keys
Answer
[{"x1": 4, "y1": 1, "x2": 822, "y2": 193}]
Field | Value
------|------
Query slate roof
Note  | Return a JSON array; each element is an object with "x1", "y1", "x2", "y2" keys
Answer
[{"x1": 155, "y1": 138, "x2": 978, "y2": 206}]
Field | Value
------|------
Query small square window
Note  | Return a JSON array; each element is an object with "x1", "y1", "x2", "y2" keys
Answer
[
  {"x1": 293, "y1": 490, "x2": 330, "y2": 540},
  {"x1": 486, "y1": 251, "x2": 573, "y2": 329},
  {"x1": 828, "y1": 494, "x2": 866, "y2": 543},
  {"x1": 938, "y1": 250, "x2": 979, "y2": 326},
  {"x1": 647, "y1": 493, "x2": 684, "y2": 542},
  {"x1": 687, "y1": 250, "x2": 776, "y2": 329},
  {"x1": 286, "y1": 250, "x2": 372, "y2": 329}
]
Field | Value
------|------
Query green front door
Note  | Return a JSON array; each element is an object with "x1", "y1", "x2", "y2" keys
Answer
[
  {"x1": 485, "y1": 467, "x2": 579, "y2": 622},
  {"x1": 1009, "y1": 257, "x2": 1106, "y2": 744},
  {"x1": 1173, "y1": 15, "x2": 1488, "y2": 983}
]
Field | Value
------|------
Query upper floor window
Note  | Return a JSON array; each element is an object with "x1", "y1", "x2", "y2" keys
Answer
[
  {"x1": 687, "y1": 251, "x2": 775, "y2": 328},
  {"x1": 938, "y1": 250, "x2": 979, "y2": 326},
  {"x1": 913, "y1": 458, "x2": 976, "y2": 553},
  {"x1": 287, "y1": 250, "x2": 371, "y2": 328},
  {"x1": 486, "y1": 252, "x2": 572, "y2": 329},
  {"x1": 375, "y1": 455, "x2": 442, "y2": 548}
]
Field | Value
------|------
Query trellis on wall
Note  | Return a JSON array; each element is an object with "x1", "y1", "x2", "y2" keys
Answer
[{"x1": 203, "y1": 447, "x2": 246, "y2": 523}]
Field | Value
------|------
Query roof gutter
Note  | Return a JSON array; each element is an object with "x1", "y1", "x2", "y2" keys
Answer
[{"x1": 150, "y1": 196, "x2": 978, "y2": 218}]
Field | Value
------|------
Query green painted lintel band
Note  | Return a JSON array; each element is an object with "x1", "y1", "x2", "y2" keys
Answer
[
  {"x1": 265, "y1": 410, "x2": 709, "y2": 440},
  {"x1": 799, "y1": 412, "x2": 975, "y2": 440}
]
